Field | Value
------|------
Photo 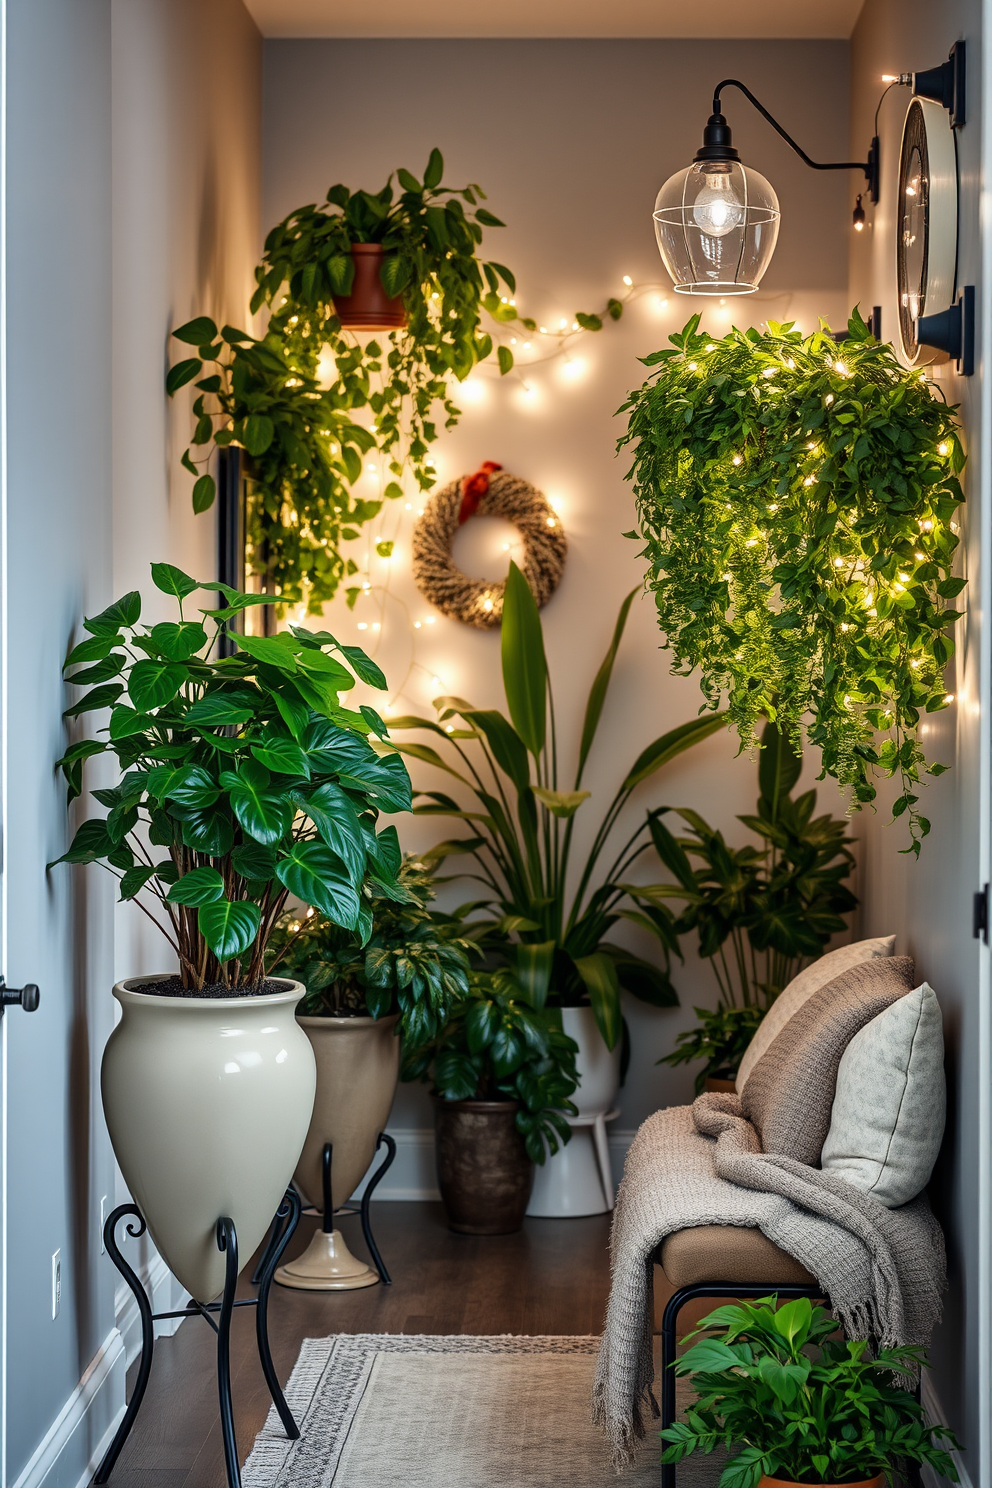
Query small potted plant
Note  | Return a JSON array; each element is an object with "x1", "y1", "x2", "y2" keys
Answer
[
  {"x1": 649, "y1": 718, "x2": 856, "y2": 1093},
  {"x1": 661, "y1": 1296, "x2": 959, "y2": 1488},
  {"x1": 50, "y1": 565, "x2": 411, "y2": 1302},
  {"x1": 264, "y1": 857, "x2": 474, "y2": 1286},
  {"x1": 402, "y1": 969, "x2": 579, "y2": 1235}
]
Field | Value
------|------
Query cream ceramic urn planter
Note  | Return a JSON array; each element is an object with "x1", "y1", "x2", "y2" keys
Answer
[
  {"x1": 275, "y1": 1013, "x2": 400, "y2": 1291},
  {"x1": 102, "y1": 976, "x2": 316, "y2": 1303}
]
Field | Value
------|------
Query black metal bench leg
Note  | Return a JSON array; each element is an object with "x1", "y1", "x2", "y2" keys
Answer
[
  {"x1": 216, "y1": 1218, "x2": 241, "y2": 1488},
  {"x1": 93, "y1": 1206, "x2": 155, "y2": 1484},
  {"x1": 255, "y1": 1189, "x2": 302, "y2": 1438},
  {"x1": 660, "y1": 1286, "x2": 690, "y2": 1488}
]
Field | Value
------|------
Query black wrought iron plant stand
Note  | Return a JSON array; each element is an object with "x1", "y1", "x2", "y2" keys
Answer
[{"x1": 94, "y1": 1188, "x2": 303, "y2": 1488}]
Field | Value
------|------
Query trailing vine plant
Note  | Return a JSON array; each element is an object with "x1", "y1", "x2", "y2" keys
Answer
[
  {"x1": 621, "y1": 310, "x2": 966, "y2": 853},
  {"x1": 168, "y1": 149, "x2": 623, "y2": 614}
]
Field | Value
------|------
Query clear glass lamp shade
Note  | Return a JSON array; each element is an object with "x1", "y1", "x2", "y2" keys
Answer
[{"x1": 653, "y1": 161, "x2": 781, "y2": 295}]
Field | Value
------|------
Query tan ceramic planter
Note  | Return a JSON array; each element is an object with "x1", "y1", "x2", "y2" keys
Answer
[
  {"x1": 102, "y1": 977, "x2": 316, "y2": 1303},
  {"x1": 275, "y1": 1013, "x2": 399, "y2": 1290},
  {"x1": 292, "y1": 1013, "x2": 400, "y2": 1209}
]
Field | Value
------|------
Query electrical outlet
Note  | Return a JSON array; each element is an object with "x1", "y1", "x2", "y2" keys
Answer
[
  {"x1": 100, "y1": 1196, "x2": 108, "y2": 1254},
  {"x1": 52, "y1": 1249, "x2": 61, "y2": 1320}
]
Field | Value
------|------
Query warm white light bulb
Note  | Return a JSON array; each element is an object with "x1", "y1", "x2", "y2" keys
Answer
[{"x1": 692, "y1": 175, "x2": 745, "y2": 238}]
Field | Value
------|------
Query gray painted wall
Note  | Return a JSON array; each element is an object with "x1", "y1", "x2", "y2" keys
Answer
[
  {"x1": 848, "y1": 4, "x2": 988, "y2": 1482},
  {"x1": 3, "y1": 2, "x2": 261, "y2": 1483},
  {"x1": 260, "y1": 37, "x2": 853, "y2": 1141},
  {"x1": 4, "y1": 3, "x2": 116, "y2": 1480}
]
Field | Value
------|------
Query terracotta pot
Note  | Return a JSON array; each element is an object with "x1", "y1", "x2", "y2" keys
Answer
[
  {"x1": 102, "y1": 976, "x2": 316, "y2": 1302},
  {"x1": 759, "y1": 1477, "x2": 883, "y2": 1488},
  {"x1": 433, "y1": 1098, "x2": 534, "y2": 1235},
  {"x1": 704, "y1": 1076, "x2": 738, "y2": 1094},
  {"x1": 334, "y1": 243, "x2": 407, "y2": 331}
]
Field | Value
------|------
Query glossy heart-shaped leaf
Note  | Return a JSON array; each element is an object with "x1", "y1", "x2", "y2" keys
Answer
[{"x1": 197, "y1": 898, "x2": 262, "y2": 961}]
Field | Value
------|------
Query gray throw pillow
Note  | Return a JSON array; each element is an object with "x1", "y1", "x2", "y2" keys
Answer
[
  {"x1": 741, "y1": 956, "x2": 916, "y2": 1164},
  {"x1": 820, "y1": 983, "x2": 945, "y2": 1207},
  {"x1": 736, "y1": 935, "x2": 896, "y2": 1092}
]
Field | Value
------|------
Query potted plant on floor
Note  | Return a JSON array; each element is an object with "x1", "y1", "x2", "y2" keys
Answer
[
  {"x1": 403, "y1": 968, "x2": 579, "y2": 1234},
  {"x1": 50, "y1": 565, "x2": 411, "y2": 1303},
  {"x1": 661, "y1": 1295, "x2": 959, "y2": 1487},
  {"x1": 264, "y1": 857, "x2": 474, "y2": 1287},
  {"x1": 390, "y1": 561, "x2": 725, "y2": 1215},
  {"x1": 648, "y1": 718, "x2": 856, "y2": 1092}
]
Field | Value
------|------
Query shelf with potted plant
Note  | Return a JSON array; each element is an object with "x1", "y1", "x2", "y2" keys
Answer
[
  {"x1": 401, "y1": 966, "x2": 580, "y2": 1235},
  {"x1": 387, "y1": 561, "x2": 727, "y2": 1216},
  {"x1": 264, "y1": 856, "x2": 475, "y2": 1287},
  {"x1": 661, "y1": 1295, "x2": 959, "y2": 1488}
]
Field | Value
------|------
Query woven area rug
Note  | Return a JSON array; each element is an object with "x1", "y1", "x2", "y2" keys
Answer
[{"x1": 243, "y1": 1333, "x2": 722, "y2": 1488}]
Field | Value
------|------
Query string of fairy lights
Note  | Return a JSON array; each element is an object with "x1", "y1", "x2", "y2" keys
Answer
[{"x1": 282, "y1": 275, "x2": 806, "y2": 722}]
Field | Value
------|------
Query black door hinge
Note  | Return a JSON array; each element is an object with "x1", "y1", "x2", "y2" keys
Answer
[{"x1": 974, "y1": 883, "x2": 989, "y2": 942}]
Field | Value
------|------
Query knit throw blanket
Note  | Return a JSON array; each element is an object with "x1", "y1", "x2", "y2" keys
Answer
[{"x1": 592, "y1": 1093, "x2": 946, "y2": 1471}]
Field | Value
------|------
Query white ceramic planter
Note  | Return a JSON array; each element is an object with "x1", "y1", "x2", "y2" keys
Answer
[
  {"x1": 276, "y1": 1014, "x2": 400, "y2": 1291},
  {"x1": 526, "y1": 1006, "x2": 621, "y2": 1218},
  {"x1": 102, "y1": 976, "x2": 316, "y2": 1302}
]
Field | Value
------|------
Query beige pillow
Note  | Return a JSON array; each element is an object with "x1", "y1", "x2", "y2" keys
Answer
[
  {"x1": 821, "y1": 983, "x2": 945, "y2": 1206},
  {"x1": 736, "y1": 935, "x2": 897, "y2": 1091},
  {"x1": 741, "y1": 956, "x2": 915, "y2": 1164}
]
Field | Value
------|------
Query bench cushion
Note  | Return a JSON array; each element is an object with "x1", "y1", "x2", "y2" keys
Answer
[{"x1": 659, "y1": 1225, "x2": 817, "y2": 1287}]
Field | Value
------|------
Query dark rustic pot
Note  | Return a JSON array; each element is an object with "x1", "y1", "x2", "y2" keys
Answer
[
  {"x1": 334, "y1": 243, "x2": 407, "y2": 331},
  {"x1": 704, "y1": 1076, "x2": 738, "y2": 1094},
  {"x1": 433, "y1": 1098, "x2": 535, "y2": 1235}
]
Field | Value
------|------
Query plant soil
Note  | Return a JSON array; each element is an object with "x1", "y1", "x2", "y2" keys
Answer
[{"x1": 129, "y1": 976, "x2": 288, "y2": 1000}]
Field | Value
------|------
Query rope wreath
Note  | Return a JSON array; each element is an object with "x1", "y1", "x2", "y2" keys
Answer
[{"x1": 412, "y1": 464, "x2": 567, "y2": 629}]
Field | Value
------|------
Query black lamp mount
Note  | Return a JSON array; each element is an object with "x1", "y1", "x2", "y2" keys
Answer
[{"x1": 696, "y1": 79, "x2": 879, "y2": 204}]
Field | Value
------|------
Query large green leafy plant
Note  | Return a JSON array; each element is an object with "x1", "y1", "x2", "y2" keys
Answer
[
  {"x1": 653, "y1": 719, "x2": 856, "y2": 1089},
  {"x1": 266, "y1": 857, "x2": 473, "y2": 1042},
  {"x1": 391, "y1": 562, "x2": 726, "y2": 1049},
  {"x1": 50, "y1": 565, "x2": 412, "y2": 990},
  {"x1": 622, "y1": 311, "x2": 966, "y2": 854},
  {"x1": 661, "y1": 1296, "x2": 958, "y2": 1488},
  {"x1": 402, "y1": 967, "x2": 579, "y2": 1163}
]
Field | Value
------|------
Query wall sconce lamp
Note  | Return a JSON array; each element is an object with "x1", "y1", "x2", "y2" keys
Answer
[{"x1": 654, "y1": 78, "x2": 880, "y2": 295}]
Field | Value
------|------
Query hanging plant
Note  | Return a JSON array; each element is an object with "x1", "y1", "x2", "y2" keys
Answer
[
  {"x1": 168, "y1": 149, "x2": 621, "y2": 614},
  {"x1": 621, "y1": 310, "x2": 966, "y2": 854}
]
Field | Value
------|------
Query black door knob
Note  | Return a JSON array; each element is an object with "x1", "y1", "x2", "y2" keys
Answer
[{"x1": 0, "y1": 982, "x2": 39, "y2": 1013}]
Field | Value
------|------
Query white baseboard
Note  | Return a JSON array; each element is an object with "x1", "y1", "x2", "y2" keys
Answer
[
  {"x1": 9, "y1": 1231, "x2": 194, "y2": 1488},
  {"x1": 921, "y1": 1372, "x2": 973, "y2": 1488},
  {"x1": 10, "y1": 1328, "x2": 125, "y2": 1488},
  {"x1": 347, "y1": 1126, "x2": 636, "y2": 1202}
]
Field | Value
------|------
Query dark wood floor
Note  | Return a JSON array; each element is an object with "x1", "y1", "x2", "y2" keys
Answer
[{"x1": 105, "y1": 1200, "x2": 649, "y2": 1488}]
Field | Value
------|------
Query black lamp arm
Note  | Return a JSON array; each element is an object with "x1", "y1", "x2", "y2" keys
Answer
[{"x1": 712, "y1": 79, "x2": 875, "y2": 183}]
